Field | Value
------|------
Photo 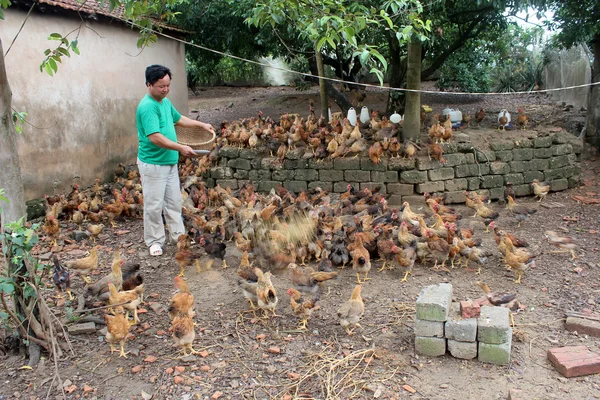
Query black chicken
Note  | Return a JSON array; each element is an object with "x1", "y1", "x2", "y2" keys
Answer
[
  {"x1": 199, "y1": 234, "x2": 228, "y2": 269},
  {"x1": 52, "y1": 255, "x2": 72, "y2": 300},
  {"x1": 330, "y1": 237, "x2": 350, "y2": 268}
]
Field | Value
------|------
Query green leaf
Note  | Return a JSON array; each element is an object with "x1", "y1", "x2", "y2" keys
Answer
[
  {"x1": 369, "y1": 67, "x2": 385, "y2": 86},
  {"x1": 44, "y1": 63, "x2": 54, "y2": 76},
  {"x1": 316, "y1": 36, "x2": 327, "y2": 51},
  {"x1": 48, "y1": 58, "x2": 58, "y2": 72},
  {"x1": 359, "y1": 49, "x2": 370, "y2": 65},
  {"x1": 48, "y1": 33, "x2": 62, "y2": 40},
  {"x1": 44, "y1": 49, "x2": 51, "y2": 56},
  {"x1": 57, "y1": 47, "x2": 70, "y2": 57},
  {"x1": 72, "y1": 45, "x2": 80, "y2": 55}
]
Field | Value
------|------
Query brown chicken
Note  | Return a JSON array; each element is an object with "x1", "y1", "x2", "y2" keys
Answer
[
  {"x1": 425, "y1": 230, "x2": 450, "y2": 271},
  {"x1": 489, "y1": 222, "x2": 529, "y2": 247},
  {"x1": 42, "y1": 214, "x2": 60, "y2": 246},
  {"x1": 52, "y1": 255, "x2": 72, "y2": 300},
  {"x1": 476, "y1": 282, "x2": 518, "y2": 309},
  {"x1": 350, "y1": 236, "x2": 371, "y2": 284},
  {"x1": 388, "y1": 137, "x2": 402, "y2": 158},
  {"x1": 168, "y1": 277, "x2": 195, "y2": 320},
  {"x1": 86, "y1": 223, "x2": 104, "y2": 243},
  {"x1": 104, "y1": 306, "x2": 130, "y2": 358},
  {"x1": 427, "y1": 141, "x2": 445, "y2": 162},
  {"x1": 545, "y1": 230, "x2": 577, "y2": 260},
  {"x1": 397, "y1": 240, "x2": 418, "y2": 282},
  {"x1": 369, "y1": 141, "x2": 384, "y2": 164},
  {"x1": 102, "y1": 192, "x2": 125, "y2": 227},
  {"x1": 516, "y1": 108, "x2": 528, "y2": 130},
  {"x1": 475, "y1": 108, "x2": 485, "y2": 126},
  {"x1": 107, "y1": 282, "x2": 144, "y2": 325},
  {"x1": 375, "y1": 228, "x2": 401, "y2": 271},
  {"x1": 531, "y1": 179, "x2": 550, "y2": 202},
  {"x1": 337, "y1": 284, "x2": 365, "y2": 335},
  {"x1": 65, "y1": 246, "x2": 99, "y2": 283},
  {"x1": 174, "y1": 234, "x2": 204, "y2": 276},
  {"x1": 171, "y1": 314, "x2": 197, "y2": 356},
  {"x1": 506, "y1": 196, "x2": 537, "y2": 227},
  {"x1": 402, "y1": 139, "x2": 416, "y2": 158},
  {"x1": 474, "y1": 202, "x2": 499, "y2": 232},
  {"x1": 505, "y1": 246, "x2": 536, "y2": 284},
  {"x1": 288, "y1": 263, "x2": 338, "y2": 297},
  {"x1": 87, "y1": 249, "x2": 124, "y2": 297},
  {"x1": 462, "y1": 112, "x2": 472, "y2": 127},
  {"x1": 287, "y1": 288, "x2": 319, "y2": 330},
  {"x1": 498, "y1": 110, "x2": 508, "y2": 130}
]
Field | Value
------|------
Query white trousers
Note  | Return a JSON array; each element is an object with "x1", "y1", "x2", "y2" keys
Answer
[{"x1": 137, "y1": 158, "x2": 185, "y2": 248}]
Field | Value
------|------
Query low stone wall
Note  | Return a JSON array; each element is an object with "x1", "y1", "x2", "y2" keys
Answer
[{"x1": 207, "y1": 132, "x2": 582, "y2": 205}]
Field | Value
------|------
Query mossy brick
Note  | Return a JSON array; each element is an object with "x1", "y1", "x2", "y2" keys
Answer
[
  {"x1": 478, "y1": 306, "x2": 510, "y2": 344},
  {"x1": 345, "y1": 170, "x2": 371, "y2": 182},
  {"x1": 489, "y1": 141, "x2": 514, "y2": 151},
  {"x1": 234, "y1": 170, "x2": 249, "y2": 180},
  {"x1": 445, "y1": 191, "x2": 467, "y2": 204},
  {"x1": 549, "y1": 155, "x2": 569, "y2": 169},
  {"x1": 360, "y1": 182, "x2": 386, "y2": 194},
  {"x1": 215, "y1": 179, "x2": 238, "y2": 190},
  {"x1": 415, "y1": 181, "x2": 445, "y2": 194},
  {"x1": 361, "y1": 158, "x2": 388, "y2": 171},
  {"x1": 400, "y1": 170, "x2": 428, "y2": 184},
  {"x1": 294, "y1": 169, "x2": 319, "y2": 181},
  {"x1": 455, "y1": 164, "x2": 489, "y2": 178},
  {"x1": 568, "y1": 176, "x2": 581, "y2": 188},
  {"x1": 568, "y1": 153, "x2": 578, "y2": 164},
  {"x1": 250, "y1": 158, "x2": 263, "y2": 169},
  {"x1": 283, "y1": 181, "x2": 308, "y2": 193},
  {"x1": 534, "y1": 147, "x2": 553, "y2": 158},
  {"x1": 285, "y1": 148, "x2": 303, "y2": 160},
  {"x1": 272, "y1": 169, "x2": 295, "y2": 181},
  {"x1": 530, "y1": 158, "x2": 549, "y2": 171},
  {"x1": 284, "y1": 159, "x2": 309, "y2": 169},
  {"x1": 513, "y1": 184, "x2": 532, "y2": 196},
  {"x1": 509, "y1": 161, "x2": 530, "y2": 173},
  {"x1": 428, "y1": 168, "x2": 455, "y2": 181},
  {"x1": 217, "y1": 157, "x2": 228, "y2": 167},
  {"x1": 489, "y1": 187, "x2": 505, "y2": 200},
  {"x1": 467, "y1": 177, "x2": 481, "y2": 190},
  {"x1": 552, "y1": 133, "x2": 569, "y2": 144},
  {"x1": 414, "y1": 318, "x2": 444, "y2": 338},
  {"x1": 416, "y1": 283, "x2": 453, "y2": 322},
  {"x1": 239, "y1": 148, "x2": 259, "y2": 159},
  {"x1": 237, "y1": 180, "x2": 253, "y2": 190},
  {"x1": 552, "y1": 144, "x2": 573, "y2": 156},
  {"x1": 563, "y1": 165, "x2": 580, "y2": 178},
  {"x1": 258, "y1": 181, "x2": 282, "y2": 192},
  {"x1": 533, "y1": 136, "x2": 553, "y2": 148},
  {"x1": 550, "y1": 178, "x2": 569, "y2": 192},
  {"x1": 448, "y1": 340, "x2": 478, "y2": 360},
  {"x1": 416, "y1": 157, "x2": 444, "y2": 171},
  {"x1": 319, "y1": 170, "x2": 344, "y2": 182},
  {"x1": 504, "y1": 173, "x2": 524, "y2": 185},
  {"x1": 204, "y1": 178, "x2": 215, "y2": 188},
  {"x1": 333, "y1": 158, "x2": 361, "y2": 170},
  {"x1": 441, "y1": 142, "x2": 458, "y2": 154},
  {"x1": 544, "y1": 169, "x2": 562, "y2": 180},
  {"x1": 261, "y1": 158, "x2": 283, "y2": 170},
  {"x1": 388, "y1": 158, "x2": 416, "y2": 171},
  {"x1": 512, "y1": 148, "x2": 533, "y2": 161},
  {"x1": 457, "y1": 142, "x2": 473, "y2": 153},
  {"x1": 442, "y1": 153, "x2": 466, "y2": 167},
  {"x1": 490, "y1": 161, "x2": 510, "y2": 175},
  {"x1": 227, "y1": 158, "x2": 252, "y2": 170},
  {"x1": 415, "y1": 336, "x2": 446, "y2": 357},
  {"x1": 309, "y1": 159, "x2": 333, "y2": 169},
  {"x1": 523, "y1": 171, "x2": 544, "y2": 183},
  {"x1": 475, "y1": 149, "x2": 496, "y2": 162},
  {"x1": 211, "y1": 167, "x2": 234, "y2": 179},
  {"x1": 249, "y1": 170, "x2": 272, "y2": 181},
  {"x1": 478, "y1": 329, "x2": 512, "y2": 365},
  {"x1": 481, "y1": 175, "x2": 504, "y2": 189},
  {"x1": 333, "y1": 182, "x2": 356, "y2": 193},
  {"x1": 444, "y1": 179, "x2": 468, "y2": 192},
  {"x1": 387, "y1": 183, "x2": 414, "y2": 195},
  {"x1": 568, "y1": 139, "x2": 583, "y2": 155},
  {"x1": 463, "y1": 153, "x2": 475, "y2": 164},
  {"x1": 371, "y1": 171, "x2": 398, "y2": 183},
  {"x1": 308, "y1": 181, "x2": 332, "y2": 192},
  {"x1": 514, "y1": 138, "x2": 533, "y2": 148},
  {"x1": 218, "y1": 146, "x2": 240, "y2": 158}
]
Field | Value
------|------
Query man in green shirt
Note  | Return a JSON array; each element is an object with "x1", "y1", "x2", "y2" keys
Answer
[{"x1": 136, "y1": 64, "x2": 215, "y2": 256}]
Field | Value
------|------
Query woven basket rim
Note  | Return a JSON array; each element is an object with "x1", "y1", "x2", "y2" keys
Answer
[{"x1": 176, "y1": 126, "x2": 216, "y2": 148}]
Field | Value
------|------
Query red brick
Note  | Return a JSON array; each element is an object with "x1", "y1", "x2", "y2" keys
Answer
[
  {"x1": 565, "y1": 317, "x2": 600, "y2": 338},
  {"x1": 473, "y1": 296, "x2": 491, "y2": 307},
  {"x1": 547, "y1": 346, "x2": 600, "y2": 377},
  {"x1": 460, "y1": 300, "x2": 481, "y2": 318}
]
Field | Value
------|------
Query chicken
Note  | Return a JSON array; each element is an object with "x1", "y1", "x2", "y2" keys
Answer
[
  {"x1": 531, "y1": 179, "x2": 550, "y2": 202},
  {"x1": 107, "y1": 282, "x2": 144, "y2": 325},
  {"x1": 368, "y1": 141, "x2": 383, "y2": 165},
  {"x1": 397, "y1": 221, "x2": 419, "y2": 248},
  {"x1": 330, "y1": 237, "x2": 350, "y2": 268},
  {"x1": 102, "y1": 193, "x2": 125, "y2": 228},
  {"x1": 86, "y1": 223, "x2": 104, "y2": 243},
  {"x1": 489, "y1": 222, "x2": 529, "y2": 248},
  {"x1": 397, "y1": 240, "x2": 418, "y2": 282},
  {"x1": 400, "y1": 201, "x2": 424, "y2": 227},
  {"x1": 350, "y1": 236, "x2": 371, "y2": 284},
  {"x1": 104, "y1": 306, "x2": 130, "y2": 358},
  {"x1": 121, "y1": 262, "x2": 144, "y2": 292},
  {"x1": 87, "y1": 249, "x2": 124, "y2": 297},
  {"x1": 474, "y1": 202, "x2": 499, "y2": 232},
  {"x1": 42, "y1": 214, "x2": 60, "y2": 246},
  {"x1": 337, "y1": 285, "x2": 365, "y2": 335},
  {"x1": 516, "y1": 108, "x2": 528, "y2": 130},
  {"x1": 506, "y1": 196, "x2": 537, "y2": 227},
  {"x1": 402, "y1": 139, "x2": 416, "y2": 158},
  {"x1": 168, "y1": 277, "x2": 195, "y2": 320},
  {"x1": 462, "y1": 112, "x2": 472, "y2": 127},
  {"x1": 475, "y1": 108, "x2": 485, "y2": 126},
  {"x1": 254, "y1": 267, "x2": 278, "y2": 317},
  {"x1": 174, "y1": 235, "x2": 203, "y2": 276},
  {"x1": 498, "y1": 110, "x2": 508, "y2": 130},
  {"x1": 287, "y1": 288, "x2": 319, "y2": 330},
  {"x1": 171, "y1": 315, "x2": 198, "y2": 356},
  {"x1": 505, "y1": 247, "x2": 536, "y2": 284},
  {"x1": 199, "y1": 234, "x2": 228, "y2": 269},
  {"x1": 375, "y1": 228, "x2": 401, "y2": 271},
  {"x1": 475, "y1": 282, "x2": 518, "y2": 309},
  {"x1": 52, "y1": 255, "x2": 72, "y2": 300},
  {"x1": 462, "y1": 246, "x2": 489, "y2": 275},
  {"x1": 288, "y1": 263, "x2": 338, "y2": 297},
  {"x1": 425, "y1": 230, "x2": 450, "y2": 272},
  {"x1": 64, "y1": 246, "x2": 99, "y2": 283},
  {"x1": 545, "y1": 230, "x2": 577, "y2": 260},
  {"x1": 427, "y1": 141, "x2": 445, "y2": 162},
  {"x1": 503, "y1": 183, "x2": 515, "y2": 203}
]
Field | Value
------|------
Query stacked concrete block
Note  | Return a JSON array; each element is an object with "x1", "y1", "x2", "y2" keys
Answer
[
  {"x1": 414, "y1": 283, "x2": 452, "y2": 356},
  {"x1": 478, "y1": 306, "x2": 512, "y2": 365},
  {"x1": 445, "y1": 305, "x2": 478, "y2": 359}
]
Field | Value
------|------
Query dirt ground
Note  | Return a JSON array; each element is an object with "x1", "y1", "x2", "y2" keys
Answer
[{"x1": 2, "y1": 86, "x2": 600, "y2": 400}]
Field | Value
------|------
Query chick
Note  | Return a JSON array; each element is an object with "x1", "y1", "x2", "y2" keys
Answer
[{"x1": 337, "y1": 285, "x2": 365, "y2": 335}]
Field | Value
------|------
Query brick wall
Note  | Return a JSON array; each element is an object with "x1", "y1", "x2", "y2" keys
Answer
[{"x1": 206, "y1": 133, "x2": 583, "y2": 206}]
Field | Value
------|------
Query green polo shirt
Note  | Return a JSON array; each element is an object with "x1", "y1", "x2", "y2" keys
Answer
[{"x1": 136, "y1": 94, "x2": 182, "y2": 165}]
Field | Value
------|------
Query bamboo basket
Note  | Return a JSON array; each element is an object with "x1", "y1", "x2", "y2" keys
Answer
[{"x1": 176, "y1": 126, "x2": 216, "y2": 150}]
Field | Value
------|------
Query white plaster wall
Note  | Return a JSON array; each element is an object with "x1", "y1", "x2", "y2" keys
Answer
[{"x1": 0, "y1": 8, "x2": 187, "y2": 199}]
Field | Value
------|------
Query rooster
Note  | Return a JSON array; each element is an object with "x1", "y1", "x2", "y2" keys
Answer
[{"x1": 516, "y1": 108, "x2": 528, "y2": 130}]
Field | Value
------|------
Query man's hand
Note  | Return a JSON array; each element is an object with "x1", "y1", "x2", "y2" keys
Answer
[
  {"x1": 179, "y1": 144, "x2": 197, "y2": 158},
  {"x1": 201, "y1": 122, "x2": 215, "y2": 134}
]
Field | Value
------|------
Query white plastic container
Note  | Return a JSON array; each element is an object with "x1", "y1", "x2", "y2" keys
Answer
[
  {"x1": 442, "y1": 108, "x2": 462, "y2": 123},
  {"x1": 498, "y1": 109, "x2": 511, "y2": 126},
  {"x1": 347, "y1": 107, "x2": 357, "y2": 126},
  {"x1": 359, "y1": 106, "x2": 370, "y2": 124},
  {"x1": 390, "y1": 111, "x2": 402, "y2": 124}
]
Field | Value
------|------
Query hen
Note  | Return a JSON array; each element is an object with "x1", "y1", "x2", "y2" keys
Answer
[
  {"x1": 475, "y1": 108, "x2": 485, "y2": 126},
  {"x1": 506, "y1": 196, "x2": 537, "y2": 227},
  {"x1": 531, "y1": 179, "x2": 550, "y2": 202},
  {"x1": 199, "y1": 234, "x2": 228, "y2": 269},
  {"x1": 87, "y1": 249, "x2": 124, "y2": 297},
  {"x1": 168, "y1": 277, "x2": 195, "y2": 320},
  {"x1": 171, "y1": 315, "x2": 198, "y2": 356},
  {"x1": 368, "y1": 141, "x2": 384, "y2": 165},
  {"x1": 52, "y1": 255, "x2": 72, "y2": 300},
  {"x1": 287, "y1": 288, "x2": 319, "y2": 330},
  {"x1": 337, "y1": 285, "x2": 365, "y2": 335},
  {"x1": 65, "y1": 246, "x2": 99, "y2": 284},
  {"x1": 107, "y1": 282, "x2": 144, "y2": 325},
  {"x1": 288, "y1": 263, "x2": 338, "y2": 297},
  {"x1": 42, "y1": 214, "x2": 60, "y2": 246},
  {"x1": 516, "y1": 108, "x2": 528, "y2": 130},
  {"x1": 330, "y1": 237, "x2": 350, "y2": 268},
  {"x1": 350, "y1": 236, "x2": 371, "y2": 284},
  {"x1": 104, "y1": 306, "x2": 130, "y2": 358},
  {"x1": 397, "y1": 240, "x2": 418, "y2": 282},
  {"x1": 545, "y1": 230, "x2": 577, "y2": 260},
  {"x1": 475, "y1": 282, "x2": 519, "y2": 310}
]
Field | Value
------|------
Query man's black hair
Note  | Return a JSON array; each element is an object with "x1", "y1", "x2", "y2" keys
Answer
[{"x1": 145, "y1": 64, "x2": 172, "y2": 86}]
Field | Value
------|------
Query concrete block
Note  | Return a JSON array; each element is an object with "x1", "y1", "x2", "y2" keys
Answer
[
  {"x1": 227, "y1": 158, "x2": 252, "y2": 170},
  {"x1": 294, "y1": 169, "x2": 319, "y2": 181},
  {"x1": 415, "y1": 181, "x2": 445, "y2": 194},
  {"x1": 490, "y1": 141, "x2": 514, "y2": 151},
  {"x1": 478, "y1": 306, "x2": 510, "y2": 344},
  {"x1": 387, "y1": 158, "x2": 415, "y2": 171},
  {"x1": 416, "y1": 283, "x2": 453, "y2": 322},
  {"x1": 475, "y1": 149, "x2": 496, "y2": 162},
  {"x1": 218, "y1": 146, "x2": 240, "y2": 158},
  {"x1": 283, "y1": 181, "x2": 308, "y2": 193},
  {"x1": 334, "y1": 158, "x2": 361, "y2": 170},
  {"x1": 568, "y1": 176, "x2": 581, "y2": 188},
  {"x1": 400, "y1": 170, "x2": 428, "y2": 184},
  {"x1": 513, "y1": 184, "x2": 532, "y2": 197},
  {"x1": 308, "y1": 181, "x2": 332, "y2": 192},
  {"x1": 568, "y1": 139, "x2": 584, "y2": 155},
  {"x1": 445, "y1": 307, "x2": 477, "y2": 342},
  {"x1": 387, "y1": 195, "x2": 403, "y2": 207},
  {"x1": 319, "y1": 170, "x2": 344, "y2": 182},
  {"x1": 360, "y1": 182, "x2": 386, "y2": 194},
  {"x1": 371, "y1": 171, "x2": 398, "y2": 183},
  {"x1": 549, "y1": 155, "x2": 569, "y2": 169},
  {"x1": 504, "y1": 173, "x2": 524, "y2": 185},
  {"x1": 448, "y1": 340, "x2": 478, "y2": 360},
  {"x1": 361, "y1": 158, "x2": 388, "y2": 171},
  {"x1": 387, "y1": 183, "x2": 414, "y2": 195},
  {"x1": 550, "y1": 178, "x2": 569, "y2": 192},
  {"x1": 445, "y1": 191, "x2": 467, "y2": 204},
  {"x1": 529, "y1": 158, "x2": 549, "y2": 171},
  {"x1": 217, "y1": 157, "x2": 228, "y2": 167},
  {"x1": 467, "y1": 177, "x2": 481, "y2": 190},
  {"x1": 478, "y1": 329, "x2": 512, "y2": 365},
  {"x1": 552, "y1": 144, "x2": 573, "y2": 156},
  {"x1": 414, "y1": 318, "x2": 444, "y2": 338},
  {"x1": 440, "y1": 142, "x2": 458, "y2": 154},
  {"x1": 211, "y1": 167, "x2": 235, "y2": 179},
  {"x1": 565, "y1": 317, "x2": 600, "y2": 337},
  {"x1": 261, "y1": 158, "x2": 283, "y2": 170},
  {"x1": 345, "y1": 170, "x2": 371, "y2": 182},
  {"x1": 533, "y1": 136, "x2": 553, "y2": 148},
  {"x1": 444, "y1": 179, "x2": 468, "y2": 192},
  {"x1": 548, "y1": 346, "x2": 600, "y2": 378},
  {"x1": 440, "y1": 153, "x2": 465, "y2": 167},
  {"x1": 509, "y1": 161, "x2": 530, "y2": 173},
  {"x1": 333, "y1": 181, "x2": 357, "y2": 193},
  {"x1": 415, "y1": 336, "x2": 446, "y2": 357},
  {"x1": 285, "y1": 148, "x2": 304, "y2": 160},
  {"x1": 533, "y1": 147, "x2": 553, "y2": 159},
  {"x1": 512, "y1": 148, "x2": 533, "y2": 161},
  {"x1": 481, "y1": 175, "x2": 504, "y2": 189},
  {"x1": 234, "y1": 170, "x2": 249, "y2": 179},
  {"x1": 455, "y1": 164, "x2": 489, "y2": 178},
  {"x1": 494, "y1": 150, "x2": 514, "y2": 162},
  {"x1": 463, "y1": 153, "x2": 475, "y2": 164},
  {"x1": 523, "y1": 171, "x2": 544, "y2": 183},
  {"x1": 249, "y1": 170, "x2": 272, "y2": 181},
  {"x1": 309, "y1": 159, "x2": 333, "y2": 169},
  {"x1": 239, "y1": 148, "x2": 259, "y2": 159},
  {"x1": 416, "y1": 157, "x2": 444, "y2": 170},
  {"x1": 272, "y1": 169, "x2": 295, "y2": 181},
  {"x1": 215, "y1": 179, "x2": 238, "y2": 190},
  {"x1": 490, "y1": 161, "x2": 510, "y2": 175},
  {"x1": 250, "y1": 158, "x2": 263, "y2": 169},
  {"x1": 515, "y1": 138, "x2": 533, "y2": 148},
  {"x1": 258, "y1": 181, "x2": 282, "y2": 192},
  {"x1": 552, "y1": 133, "x2": 570, "y2": 144},
  {"x1": 284, "y1": 159, "x2": 309, "y2": 169},
  {"x1": 428, "y1": 168, "x2": 455, "y2": 181},
  {"x1": 489, "y1": 187, "x2": 504, "y2": 200},
  {"x1": 68, "y1": 322, "x2": 96, "y2": 335}
]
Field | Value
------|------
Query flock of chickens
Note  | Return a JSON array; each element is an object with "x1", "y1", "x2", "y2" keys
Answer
[{"x1": 41, "y1": 104, "x2": 573, "y2": 359}]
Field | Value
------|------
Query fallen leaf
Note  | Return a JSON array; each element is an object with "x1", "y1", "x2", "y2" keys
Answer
[
  {"x1": 199, "y1": 350, "x2": 209, "y2": 358},
  {"x1": 211, "y1": 391, "x2": 223, "y2": 399},
  {"x1": 286, "y1": 372, "x2": 301, "y2": 380},
  {"x1": 137, "y1": 308, "x2": 148, "y2": 314},
  {"x1": 402, "y1": 384, "x2": 416, "y2": 394},
  {"x1": 572, "y1": 196, "x2": 600, "y2": 204},
  {"x1": 268, "y1": 347, "x2": 281, "y2": 354},
  {"x1": 18, "y1": 366, "x2": 33, "y2": 370},
  {"x1": 83, "y1": 384, "x2": 94, "y2": 394},
  {"x1": 116, "y1": 230, "x2": 131, "y2": 235},
  {"x1": 64, "y1": 385, "x2": 78, "y2": 394},
  {"x1": 200, "y1": 365, "x2": 210, "y2": 372},
  {"x1": 131, "y1": 365, "x2": 143, "y2": 373},
  {"x1": 175, "y1": 366, "x2": 185, "y2": 373},
  {"x1": 165, "y1": 367, "x2": 174, "y2": 375},
  {"x1": 174, "y1": 376, "x2": 184, "y2": 384},
  {"x1": 144, "y1": 355, "x2": 158, "y2": 363}
]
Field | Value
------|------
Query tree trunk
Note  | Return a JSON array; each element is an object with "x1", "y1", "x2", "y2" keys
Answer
[
  {"x1": 588, "y1": 34, "x2": 600, "y2": 147},
  {"x1": 403, "y1": 40, "x2": 422, "y2": 141},
  {"x1": 315, "y1": 46, "x2": 329, "y2": 123},
  {"x1": 386, "y1": 33, "x2": 407, "y2": 115},
  {"x1": 0, "y1": 38, "x2": 27, "y2": 230}
]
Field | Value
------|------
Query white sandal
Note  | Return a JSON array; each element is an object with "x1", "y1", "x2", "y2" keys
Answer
[{"x1": 149, "y1": 243, "x2": 163, "y2": 256}]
